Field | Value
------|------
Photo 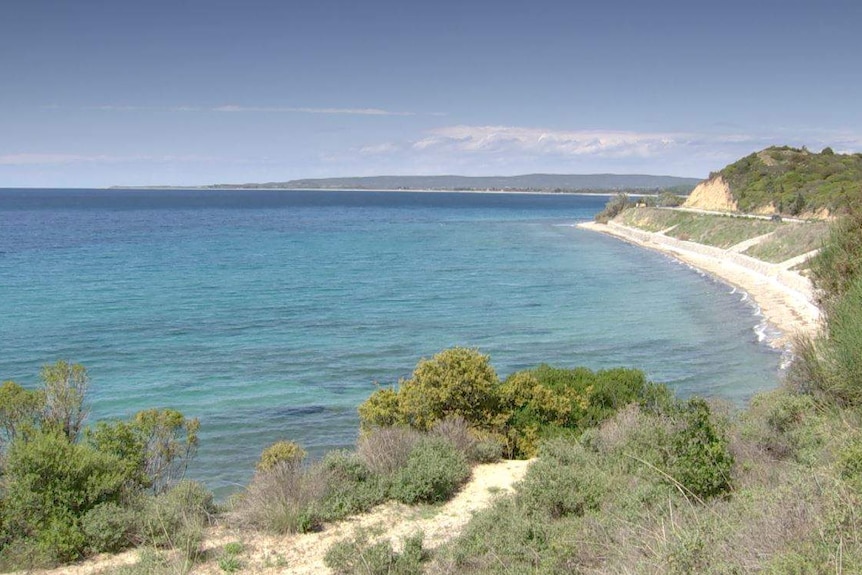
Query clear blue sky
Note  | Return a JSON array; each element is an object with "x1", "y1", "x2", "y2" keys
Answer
[{"x1": 1, "y1": 0, "x2": 860, "y2": 187}]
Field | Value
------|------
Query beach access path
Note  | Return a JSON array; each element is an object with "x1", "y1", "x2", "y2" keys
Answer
[{"x1": 578, "y1": 221, "x2": 822, "y2": 348}]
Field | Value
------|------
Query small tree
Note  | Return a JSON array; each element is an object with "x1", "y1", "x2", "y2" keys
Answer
[
  {"x1": 40, "y1": 361, "x2": 89, "y2": 441},
  {"x1": 0, "y1": 380, "x2": 44, "y2": 449},
  {"x1": 594, "y1": 193, "x2": 631, "y2": 223}
]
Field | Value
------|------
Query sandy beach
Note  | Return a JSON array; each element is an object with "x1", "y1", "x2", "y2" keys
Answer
[{"x1": 578, "y1": 221, "x2": 822, "y2": 349}]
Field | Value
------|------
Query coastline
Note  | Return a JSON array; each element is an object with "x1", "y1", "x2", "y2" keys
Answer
[{"x1": 577, "y1": 221, "x2": 822, "y2": 350}]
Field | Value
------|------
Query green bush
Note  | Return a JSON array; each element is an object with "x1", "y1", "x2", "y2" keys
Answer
[
  {"x1": 81, "y1": 502, "x2": 138, "y2": 554},
  {"x1": 325, "y1": 531, "x2": 426, "y2": 575},
  {"x1": 357, "y1": 386, "x2": 403, "y2": 429},
  {"x1": 741, "y1": 389, "x2": 818, "y2": 460},
  {"x1": 137, "y1": 480, "x2": 213, "y2": 560},
  {"x1": 2, "y1": 429, "x2": 128, "y2": 563},
  {"x1": 256, "y1": 439, "x2": 307, "y2": 472},
  {"x1": 445, "y1": 496, "x2": 551, "y2": 572},
  {"x1": 594, "y1": 192, "x2": 631, "y2": 223},
  {"x1": 839, "y1": 434, "x2": 862, "y2": 495},
  {"x1": 517, "y1": 439, "x2": 607, "y2": 518},
  {"x1": 0, "y1": 380, "x2": 43, "y2": 448},
  {"x1": 669, "y1": 399, "x2": 734, "y2": 499},
  {"x1": 823, "y1": 276, "x2": 862, "y2": 405},
  {"x1": 810, "y1": 208, "x2": 862, "y2": 308},
  {"x1": 391, "y1": 437, "x2": 470, "y2": 504},
  {"x1": 317, "y1": 451, "x2": 387, "y2": 520},
  {"x1": 499, "y1": 365, "x2": 648, "y2": 456},
  {"x1": 397, "y1": 348, "x2": 501, "y2": 431}
]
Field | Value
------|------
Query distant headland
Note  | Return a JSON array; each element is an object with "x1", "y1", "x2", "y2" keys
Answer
[{"x1": 110, "y1": 173, "x2": 701, "y2": 193}]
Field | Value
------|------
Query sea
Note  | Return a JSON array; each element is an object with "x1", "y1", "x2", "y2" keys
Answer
[{"x1": 0, "y1": 189, "x2": 782, "y2": 497}]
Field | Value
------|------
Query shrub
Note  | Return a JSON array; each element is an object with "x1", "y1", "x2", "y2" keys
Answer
[
  {"x1": 0, "y1": 380, "x2": 43, "y2": 448},
  {"x1": 669, "y1": 399, "x2": 734, "y2": 499},
  {"x1": 445, "y1": 496, "x2": 551, "y2": 571},
  {"x1": 325, "y1": 531, "x2": 426, "y2": 575},
  {"x1": 823, "y1": 276, "x2": 862, "y2": 405},
  {"x1": 397, "y1": 348, "x2": 501, "y2": 431},
  {"x1": 594, "y1": 192, "x2": 631, "y2": 223},
  {"x1": 429, "y1": 415, "x2": 502, "y2": 463},
  {"x1": 2, "y1": 429, "x2": 128, "y2": 563},
  {"x1": 517, "y1": 439, "x2": 607, "y2": 518},
  {"x1": 317, "y1": 451, "x2": 388, "y2": 520},
  {"x1": 39, "y1": 360, "x2": 89, "y2": 441},
  {"x1": 741, "y1": 390, "x2": 817, "y2": 459},
  {"x1": 498, "y1": 365, "x2": 648, "y2": 457},
  {"x1": 256, "y1": 439, "x2": 307, "y2": 473},
  {"x1": 231, "y1": 461, "x2": 324, "y2": 534},
  {"x1": 81, "y1": 502, "x2": 138, "y2": 554},
  {"x1": 391, "y1": 437, "x2": 470, "y2": 504},
  {"x1": 86, "y1": 408, "x2": 200, "y2": 494},
  {"x1": 809, "y1": 208, "x2": 862, "y2": 309},
  {"x1": 357, "y1": 426, "x2": 422, "y2": 476},
  {"x1": 357, "y1": 386, "x2": 403, "y2": 429},
  {"x1": 839, "y1": 434, "x2": 862, "y2": 495},
  {"x1": 137, "y1": 480, "x2": 214, "y2": 560}
]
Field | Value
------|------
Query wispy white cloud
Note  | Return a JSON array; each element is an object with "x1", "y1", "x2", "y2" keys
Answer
[
  {"x1": 350, "y1": 124, "x2": 862, "y2": 177},
  {"x1": 404, "y1": 125, "x2": 770, "y2": 158}
]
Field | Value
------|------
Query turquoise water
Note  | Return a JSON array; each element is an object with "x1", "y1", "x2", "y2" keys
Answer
[{"x1": 0, "y1": 189, "x2": 781, "y2": 496}]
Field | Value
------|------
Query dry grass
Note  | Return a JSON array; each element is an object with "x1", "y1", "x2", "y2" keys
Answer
[{"x1": 357, "y1": 426, "x2": 422, "y2": 477}]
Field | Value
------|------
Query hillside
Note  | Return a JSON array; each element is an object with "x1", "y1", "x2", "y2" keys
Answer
[
  {"x1": 684, "y1": 146, "x2": 862, "y2": 216},
  {"x1": 193, "y1": 173, "x2": 701, "y2": 192}
]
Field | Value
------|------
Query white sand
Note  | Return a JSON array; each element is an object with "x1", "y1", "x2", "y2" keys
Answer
[{"x1": 578, "y1": 221, "x2": 822, "y2": 348}]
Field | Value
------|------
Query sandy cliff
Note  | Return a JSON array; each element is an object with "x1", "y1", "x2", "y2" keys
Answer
[{"x1": 682, "y1": 176, "x2": 738, "y2": 212}]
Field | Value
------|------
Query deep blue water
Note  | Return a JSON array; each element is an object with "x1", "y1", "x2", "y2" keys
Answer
[{"x1": 0, "y1": 189, "x2": 781, "y2": 496}]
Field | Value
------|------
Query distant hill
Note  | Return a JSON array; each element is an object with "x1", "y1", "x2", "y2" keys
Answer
[
  {"x1": 685, "y1": 146, "x2": 862, "y2": 216},
  {"x1": 190, "y1": 174, "x2": 701, "y2": 193}
]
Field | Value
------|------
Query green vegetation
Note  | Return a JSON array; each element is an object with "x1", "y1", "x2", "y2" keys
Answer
[
  {"x1": 4, "y1": 173, "x2": 861, "y2": 571},
  {"x1": 359, "y1": 347, "x2": 650, "y2": 457},
  {"x1": 614, "y1": 205, "x2": 830, "y2": 262},
  {"x1": 0, "y1": 362, "x2": 207, "y2": 570},
  {"x1": 325, "y1": 530, "x2": 427, "y2": 575},
  {"x1": 715, "y1": 145, "x2": 862, "y2": 214},
  {"x1": 617, "y1": 206, "x2": 782, "y2": 248},
  {"x1": 256, "y1": 439, "x2": 307, "y2": 472},
  {"x1": 391, "y1": 437, "x2": 470, "y2": 504},
  {"x1": 743, "y1": 220, "x2": 829, "y2": 263},
  {"x1": 593, "y1": 192, "x2": 631, "y2": 223},
  {"x1": 427, "y1": 205, "x2": 862, "y2": 574}
]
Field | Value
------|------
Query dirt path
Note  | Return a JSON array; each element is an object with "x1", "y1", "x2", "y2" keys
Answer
[{"x1": 31, "y1": 459, "x2": 531, "y2": 575}]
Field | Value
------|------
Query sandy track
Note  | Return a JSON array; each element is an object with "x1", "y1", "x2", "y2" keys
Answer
[{"x1": 30, "y1": 459, "x2": 531, "y2": 575}]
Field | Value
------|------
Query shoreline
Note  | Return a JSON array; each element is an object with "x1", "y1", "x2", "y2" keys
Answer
[{"x1": 577, "y1": 221, "x2": 822, "y2": 350}]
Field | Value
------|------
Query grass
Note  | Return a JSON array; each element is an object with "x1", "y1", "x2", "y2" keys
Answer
[
  {"x1": 430, "y1": 394, "x2": 862, "y2": 574},
  {"x1": 743, "y1": 221, "x2": 829, "y2": 263},
  {"x1": 614, "y1": 207, "x2": 824, "y2": 250}
]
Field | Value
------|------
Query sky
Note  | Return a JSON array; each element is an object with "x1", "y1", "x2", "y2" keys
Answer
[{"x1": 1, "y1": 0, "x2": 861, "y2": 187}]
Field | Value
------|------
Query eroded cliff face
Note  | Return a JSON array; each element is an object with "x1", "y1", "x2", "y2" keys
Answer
[{"x1": 682, "y1": 176, "x2": 738, "y2": 212}]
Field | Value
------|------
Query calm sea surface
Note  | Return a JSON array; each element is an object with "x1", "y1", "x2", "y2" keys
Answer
[{"x1": 0, "y1": 189, "x2": 781, "y2": 496}]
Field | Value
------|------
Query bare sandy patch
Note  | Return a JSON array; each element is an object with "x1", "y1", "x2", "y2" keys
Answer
[{"x1": 28, "y1": 459, "x2": 531, "y2": 575}]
